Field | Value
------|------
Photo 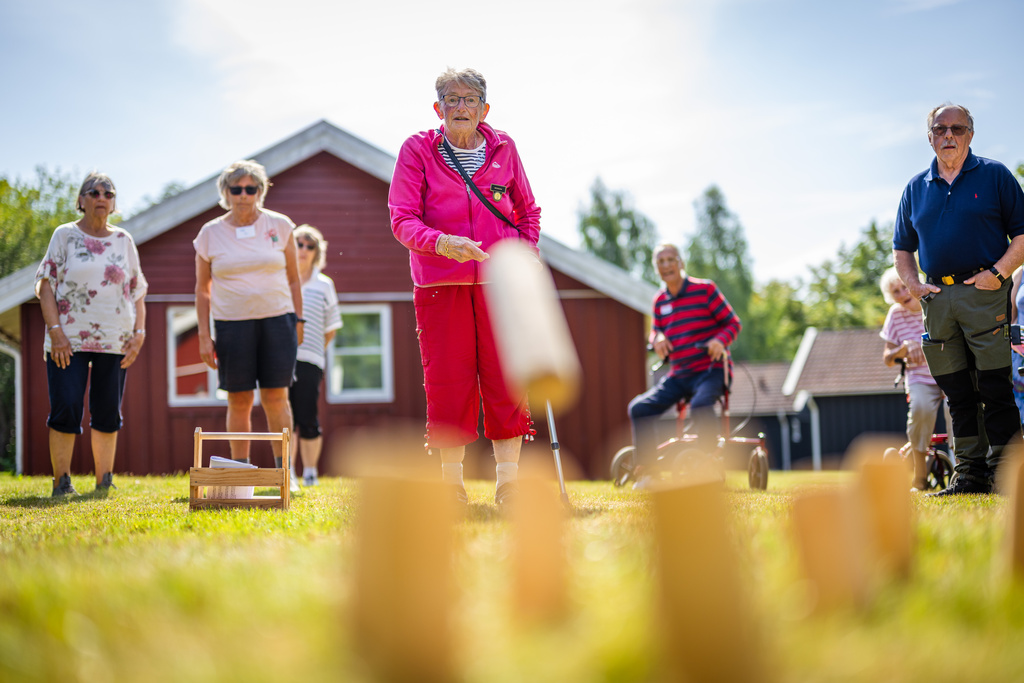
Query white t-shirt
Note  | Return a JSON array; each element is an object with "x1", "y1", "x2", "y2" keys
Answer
[
  {"x1": 34, "y1": 222, "x2": 148, "y2": 356},
  {"x1": 193, "y1": 210, "x2": 295, "y2": 321},
  {"x1": 297, "y1": 269, "x2": 342, "y2": 369}
]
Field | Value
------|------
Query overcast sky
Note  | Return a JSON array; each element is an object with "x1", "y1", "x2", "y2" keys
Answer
[{"x1": 4, "y1": 0, "x2": 1023, "y2": 283}]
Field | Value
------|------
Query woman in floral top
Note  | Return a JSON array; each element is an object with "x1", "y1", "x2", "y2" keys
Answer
[{"x1": 35, "y1": 172, "x2": 148, "y2": 497}]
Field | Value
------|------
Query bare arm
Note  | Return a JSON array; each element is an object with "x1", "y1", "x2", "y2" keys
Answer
[
  {"x1": 284, "y1": 235, "x2": 304, "y2": 346},
  {"x1": 121, "y1": 298, "x2": 146, "y2": 369},
  {"x1": 893, "y1": 249, "x2": 939, "y2": 299},
  {"x1": 195, "y1": 254, "x2": 217, "y2": 369},
  {"x1": 38, "y1": 279, "x2": 72, "y2": 369}
]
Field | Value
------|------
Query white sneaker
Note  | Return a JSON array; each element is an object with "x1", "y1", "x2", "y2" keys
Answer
[
  {"x1": 289, "y1": 475, "x2": 300, "y2": 493},
  {"x1": 303, "y1": 468, "x2": 319, "y2": 487},
  {"x1": 632, "y1": 474, "x2": 658, "y2": 491}
]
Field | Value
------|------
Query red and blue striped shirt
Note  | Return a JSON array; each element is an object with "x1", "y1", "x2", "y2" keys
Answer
[{"x1": 652, "y1": 277, "x2": 741, "y2": 376}]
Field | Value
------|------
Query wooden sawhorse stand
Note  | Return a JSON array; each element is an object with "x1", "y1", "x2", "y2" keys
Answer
[{"x1": 189, "y1": 428, "x2": 291, "y2": 510}]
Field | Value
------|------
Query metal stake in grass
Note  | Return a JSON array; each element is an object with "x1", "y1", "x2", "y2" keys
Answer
[{"x1": 651, "y1": 478, "x2": 765, "y2": 682}]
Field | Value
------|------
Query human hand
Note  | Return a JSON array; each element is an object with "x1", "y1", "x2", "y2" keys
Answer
[
  {"x1": 49, "y1": 327, "x2": 72, "y2": 369},
  {"x1": 1012, "y1": 343, "x2": 1024, "y2": 356},
  {"x1": 652, "y1": 332, "x2": 672, "y2": 359},
  {"x1": 965, "y1": 269, "x2": 1003, "y2": 291},
  {"x1": 199, "y1": 334, "x2": 218, "y2": 369},
  {"x1": 438, "y1": 235, "x2": 488, "y2": 263},
  {"x1": 706, "y1": 338, "x2": 726, "y2": 362},
  {"x1": 121, "y1": 332, "x2": 145, "y2": 369},
  {"x1": 902, "y1": 340, "x2": 926, "y2": 366},
  {"x1": 297, "y1": 321, "x2": 304, "y2": 346},
  {"x1": 910, "y1": 280, "x2": 941, "y2": 300}
]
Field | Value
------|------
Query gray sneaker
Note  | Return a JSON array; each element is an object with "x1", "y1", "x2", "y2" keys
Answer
[
  {"x1": 303, "y1": 471, "x2": 319, "y2": 487},
  {"x1": 52, "y1": 473, "x2": 79, "y2": 497},
  {"x1": 96, "y1": 472, "x2": 117, "y2": 491}
]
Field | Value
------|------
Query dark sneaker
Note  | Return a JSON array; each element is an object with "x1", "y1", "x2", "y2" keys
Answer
[
  {"x1": 495, "y1": 481, "x2": 519, "y2": 514},
  {"x1": 52, "y1": 473, "x2": 79, "y2": 497},
  {"x1": 926, "y1": 474, "x2": 991, "y2": 497},
  {"x1": 96, "y1": 472, "x2": 117, "y2": 491}
]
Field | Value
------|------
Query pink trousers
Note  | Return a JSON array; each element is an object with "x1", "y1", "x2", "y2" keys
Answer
[{"x1": 414, "y1": 284, "x2": 531, "y2": 448}]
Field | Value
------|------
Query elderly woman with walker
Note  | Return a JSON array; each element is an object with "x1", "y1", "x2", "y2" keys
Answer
[
  {"x1": 35, "y1": 172, "x2": 148, "y2": 496},
  {"x1": 193, "y1": 160, "x2": 303, "y2": 482},
  {"x1": 389, "y1": 67, "x2": 542, "y2": 512}
]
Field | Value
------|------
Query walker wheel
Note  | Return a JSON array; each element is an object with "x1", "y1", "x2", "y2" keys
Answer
[
  {"x1": 747, "y1": 447, "x2": 769, "y2": 490},
  {"x1": 610, "y1": 446, "x2": 635, "y2": 487}
]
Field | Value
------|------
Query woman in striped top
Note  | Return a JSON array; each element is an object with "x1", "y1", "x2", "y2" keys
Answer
[
  {"x1": 879, "y1": 267, "x2": 944, "y2": 491},
  {"x1": 288, "y1": 225, "x2": 341, "y2": 486}
]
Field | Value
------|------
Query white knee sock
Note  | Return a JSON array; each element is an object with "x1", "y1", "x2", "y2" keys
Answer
[
  {"x1": 496, "y1": 461, "x2": 518, "y2": 488},
  {"x1": 441, "y1": 462, "x2": 464, "y2": 487}
]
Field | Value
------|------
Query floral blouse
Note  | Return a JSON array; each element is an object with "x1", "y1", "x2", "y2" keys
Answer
[{"x1": 34, "y1": 222, "x2": 148, "y2": 357}]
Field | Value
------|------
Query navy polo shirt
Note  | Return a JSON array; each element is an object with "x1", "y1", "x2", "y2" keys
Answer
[{"x1": 893, "y1": 149, "x2": 1024, "y2": 278}]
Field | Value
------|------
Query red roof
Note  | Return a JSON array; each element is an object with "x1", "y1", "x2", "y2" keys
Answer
[{"x1": 785, "y1": 328, "x2": 903, "y2": 397}]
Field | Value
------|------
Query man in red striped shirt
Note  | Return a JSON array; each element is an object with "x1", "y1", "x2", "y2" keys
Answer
[{"x1": 628, "y1": 243, "x2": 742, "y2": 489}]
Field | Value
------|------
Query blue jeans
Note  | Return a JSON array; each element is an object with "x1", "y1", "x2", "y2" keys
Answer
[{"x1": 628, "y1": 367, "x2": 725, "y2": 469}]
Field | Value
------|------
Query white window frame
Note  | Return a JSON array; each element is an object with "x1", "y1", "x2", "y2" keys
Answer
[
  {"x1": 166, "y1": 305, "x2": 227, "y2": 407},
  {"x1": 326, "y1": 303, "x2": 394, "y2": 404}
]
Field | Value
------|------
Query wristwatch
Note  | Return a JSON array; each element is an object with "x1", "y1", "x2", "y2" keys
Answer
[{"x1": 989, "y1": 266, "x2": 1005, "y2": 283}]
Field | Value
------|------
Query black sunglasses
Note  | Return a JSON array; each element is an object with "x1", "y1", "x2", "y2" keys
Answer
[
  {"x1": 229, "y1": 185, "x2": 259, "y2": 195},
  {"x1": 84, "y1": 189, "x2": 116, "y2": 199}
]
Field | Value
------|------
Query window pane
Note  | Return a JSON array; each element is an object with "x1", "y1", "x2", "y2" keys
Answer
[
  {"x1": 336, "y1": 355, "x2": 383, "y2": 390},
  {"x1": 170, "y1": 307, "x2": 211, "y2": 397},
  {"x1": 336, "y1": 313, "x2": 381, "y2": 348}
]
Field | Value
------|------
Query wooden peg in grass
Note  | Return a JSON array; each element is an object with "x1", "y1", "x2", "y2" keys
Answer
[
  {"x1": 352, "y1": 475, "x2": 456, "y2": 683},
  {"x1": 998, "y1": 451, "x2": 1024, "y2": 579},
  {"x1": 511, "y1": 477, "x2": 568, "y2": 622},
  {"x1": 483, "y1": 241, "x2": 581, "y2": 414},
  {"x1": 652, "y1": 478, "x2": 764, "y2": 682},
  {"x1": 791, "y1": 488, "x2": 870, "y2": 613},
  {"x1": 856, "y1": 459, "x2": 912, "y2": 579}
]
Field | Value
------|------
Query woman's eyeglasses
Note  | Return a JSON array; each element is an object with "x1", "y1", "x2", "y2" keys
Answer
[
  {"x1": 296, "y1": 242, "x2": 317, "y2": 251},
  {"x1": 229, "y1": 185, "x2": 260, "y2": 195},
  {"x1": 441, "y1": 95, "x2": 482, "y2": 108},
  {"x1": 930, "y1": 124, "x2": 971, "y2": 136},
  {"x1": 84, "y1": 189, "x2": 116, "y2": 199}
]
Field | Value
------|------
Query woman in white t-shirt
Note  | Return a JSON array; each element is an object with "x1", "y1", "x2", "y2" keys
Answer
[
  {"x1": 288, "y1": 225, "x2": 341, "y2": 486},
  {"x1": 879, "y1": 267, "x2": 943, "y2": 491},
  {"x1": 193, "y1": 160, "x2": 303, "y2": 469}
]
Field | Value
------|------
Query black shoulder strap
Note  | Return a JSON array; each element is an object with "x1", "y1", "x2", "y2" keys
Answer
[{"x1": 440, "y1": 136, "x2": 518, "y2": 232}]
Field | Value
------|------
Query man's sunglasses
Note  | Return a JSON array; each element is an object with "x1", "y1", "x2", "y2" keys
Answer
[
  {"x1": 229, "y1": 185, "x2": 260, "y2": 195},
  {"x1": 930, "y1": 124, "x2": 971, "y2": 137},
  {"x1": 84, "y1": 189, "x2": 115, "y2": 199}
]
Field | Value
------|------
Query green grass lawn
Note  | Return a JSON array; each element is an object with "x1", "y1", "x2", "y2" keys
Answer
[{"x1": 2, "y1": 470, "x2": 1023, "y2": 682}]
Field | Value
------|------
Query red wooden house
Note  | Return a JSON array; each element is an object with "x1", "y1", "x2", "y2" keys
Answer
[{"x1": 0, "y1": 120, "x2": 656, "y2": 480}]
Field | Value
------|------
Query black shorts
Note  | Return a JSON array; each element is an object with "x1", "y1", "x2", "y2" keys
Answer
[
  {"x1": 214, "y1": 313, "x2": 297, "y2": 392},
  {"x1": 46, "y1": 352, "x2": 127, "y2": 434},
  {"x1": 289, "y1": 361, "x2": 324, "y2": 439}
]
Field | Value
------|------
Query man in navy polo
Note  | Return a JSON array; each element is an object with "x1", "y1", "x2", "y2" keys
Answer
[
  {"x1": 627, "y1": 243, "x2": 741, "y2": 490},
  {"x1": 893, "y1": 103, "x2": 1024, "y2": 495}
]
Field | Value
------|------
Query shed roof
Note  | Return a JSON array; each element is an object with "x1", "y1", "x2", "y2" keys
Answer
[
  {"x1": 782, "y1": 327, "x2": 902, "y2": 398},
  {"x1": 729, "y1": 361, "x2": 794, "y2": 416},
  {"x1": 0, "y1": 119, "x2": 656, "y2": 329}
]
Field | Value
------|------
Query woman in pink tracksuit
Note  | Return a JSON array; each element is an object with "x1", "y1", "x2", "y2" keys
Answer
[{"x1": 389, "y1": 67, "x2": 542, "y2": 512}]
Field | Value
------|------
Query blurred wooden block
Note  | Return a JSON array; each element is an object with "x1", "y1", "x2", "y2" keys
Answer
[
  {"x1": 353, "y1": 477, "x2": 456, "y2": 682},
  {"x1": 1001, "y1": 454, "x2": 1024, "y2": 579},
  {"x1": 511, "y1": 478, "x2": 568, "y2": 622},
  {"x1": 483, "y1": 241, "x2": 581, "y2": 413},
  {"x1": 792, "y1": 489, "x2": 869, "y2": 612},
  {"x1": 857, "y1": 459, "x2": 912, "y2": 578},
  {"x1": 652, "y1": 480, "x2": 763, "y2": 682}
]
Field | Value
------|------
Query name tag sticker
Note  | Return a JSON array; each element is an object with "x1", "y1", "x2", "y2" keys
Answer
[
  {"x1": 660, "y1": 304, "x2": 673, "y2": 316},
  {"x1": 235, "y1": 226, "x2": 256, "y2": 239}
]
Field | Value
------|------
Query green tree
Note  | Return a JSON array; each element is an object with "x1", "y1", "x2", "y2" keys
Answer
[
  {"x1": 802, "y1": 219, "x2": 893, "y2": 329},
  {"x1": 578, "y1": 177, "x2": 658, "y2": 283},
  {"x1": 0, "y1": 167, "x2": 81, "y2": 279},
  {"x1": 744, "y1": 279, "x2": 808, "y2": 361},
  {"x1": 685, "y1": 185, "x2": 756, "y2": 359},
  {"x1": 0, "y1": 167, "x2": 81, "y2": 471}
]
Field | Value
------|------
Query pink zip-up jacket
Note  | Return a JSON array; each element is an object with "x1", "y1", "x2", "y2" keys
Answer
[{"x1": 389, "y1": 122, "x2": 542, "y2": 286}]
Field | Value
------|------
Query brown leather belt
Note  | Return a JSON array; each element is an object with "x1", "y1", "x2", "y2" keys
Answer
[{"x1": 927, "y1": 267, "x2": 986, "y2": 286}]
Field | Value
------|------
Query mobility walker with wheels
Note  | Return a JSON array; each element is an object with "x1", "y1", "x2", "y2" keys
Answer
[
  {"x1": 883, "y1": 360, "x2": 955, "y2": 491},
  {"x1": 610, "y1": 349, "x2": 770, "y2": 490}
]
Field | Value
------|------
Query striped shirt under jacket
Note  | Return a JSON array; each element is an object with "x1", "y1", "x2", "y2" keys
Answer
[{"x1": 652, "y1": 277, "x2": 741, "y2": 377}]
